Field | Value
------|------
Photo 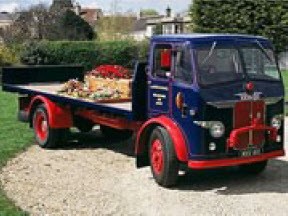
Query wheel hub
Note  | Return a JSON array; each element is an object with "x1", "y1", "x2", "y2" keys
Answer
[
  {"x1": 151, "y1": 139, "x2": 164, "y2": 175},
  {"x1": 34, "y1": 111, "x2": 48, "y2": 142}
]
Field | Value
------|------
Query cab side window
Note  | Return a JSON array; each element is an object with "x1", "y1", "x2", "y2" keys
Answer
[
  {"x1": 175, "y1": 46, "x2": 193, "y2": 84},
  {"x1": 153, "y1": 44, "x2": 172, "y2": 79}
]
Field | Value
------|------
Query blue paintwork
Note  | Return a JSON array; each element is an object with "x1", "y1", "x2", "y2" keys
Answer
[
  {"x1": 148, "y1": 34, "x2": 284, "y2": 159},
  {"x1": 3, "y1": 34, "x2": 284, "y2": 160}
]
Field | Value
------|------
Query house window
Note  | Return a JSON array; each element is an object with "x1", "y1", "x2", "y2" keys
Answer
[{"x1": 163, "y1": 24, "x2": 173, "y2": 34}]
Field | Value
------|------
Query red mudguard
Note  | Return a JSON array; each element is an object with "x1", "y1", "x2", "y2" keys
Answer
[
  {"x1": 29, "y1": 96, "x2": 73, "y2": 128},
  {"x1": 136, "y1": 116, "x2": 188, "y2": 162}
]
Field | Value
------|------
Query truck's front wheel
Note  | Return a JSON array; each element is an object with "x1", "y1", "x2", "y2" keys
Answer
[
  {"x1": 149, "y1": 126, "x2": 179, "y2": 187},
  {"x1": 33, "y1": 105, "x2": 67, "y2": 149}
]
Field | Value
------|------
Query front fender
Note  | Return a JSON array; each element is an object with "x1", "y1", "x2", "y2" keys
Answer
[{"x1": 136, "y1": 116, "x2": 188, "y2": 162}]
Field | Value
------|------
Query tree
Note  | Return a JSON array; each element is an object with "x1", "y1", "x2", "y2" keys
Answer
[
  {"x1": 140, "y1": 9, "x2": 159, "y2": 17},
  {"x1": 190, "y1": 0, "x2": 288, "y2": 53},
  {"x1": 2, "y1": 4, "x2": 95, "y2": 43},
  {"x1": 53, "y1": 10, "x2": 95, "y2": 40},
  {"x1": 97, "y1": 15, "x2": 136, "y2": 40}
]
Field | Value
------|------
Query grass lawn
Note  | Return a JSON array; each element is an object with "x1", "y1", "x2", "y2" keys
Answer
[
  {"x1": 281, "y1": 70, "x2": 288, "y2": 115},
  {"x1": 0, "y1": 90, "x2": 33, "y2": 216},
  {"x1": 282, "y1": 70, "x2": 288, "y2": 100}
]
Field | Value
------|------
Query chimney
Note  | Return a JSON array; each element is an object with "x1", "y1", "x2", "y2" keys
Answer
[
  {"x1": 166, "y1": 6, "x2": 171, "y2": 17},
  {"x1": 75, "y1": 2, "x2": 81, "y2": 15}
]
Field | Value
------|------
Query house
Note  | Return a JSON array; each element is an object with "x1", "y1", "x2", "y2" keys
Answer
[
  {"x1": 0, "y1": 12, "x2": 14, "y2": 42},
  {"x1": 74, "y1": 3, "x2": 103, "y2": 27},
  {"x1": 130, "y1": 7, "x2": 192, "y2": 41},
  {"x1": 51, "y1": 0, "x2": 103, "y2": 27}
]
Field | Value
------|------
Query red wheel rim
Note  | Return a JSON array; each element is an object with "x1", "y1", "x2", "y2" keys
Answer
[
  {"x1": 151, "y1": 139, "x2": 164, "y2": 175},
  {"x1": 34, "y1": 111, "x2": 48, "y2": 142}
]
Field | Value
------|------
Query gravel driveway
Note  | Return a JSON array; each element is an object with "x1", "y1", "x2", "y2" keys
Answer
[{"x1": 1, "y1": 121, "x2": 288, "y2": 216}]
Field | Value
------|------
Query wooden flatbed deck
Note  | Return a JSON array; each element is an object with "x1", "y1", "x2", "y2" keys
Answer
[{"x1": 3, "y1": 83, "x2": 134, "y2": 119}]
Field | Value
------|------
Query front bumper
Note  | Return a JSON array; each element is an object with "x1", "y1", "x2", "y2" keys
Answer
[{"x1": 188, "y1": 150, "x2": 285, "y2": 170}]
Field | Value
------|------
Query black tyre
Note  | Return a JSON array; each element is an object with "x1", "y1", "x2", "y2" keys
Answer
[
  {"x1": 33, "y1": 104, "x2": 68, "y2": 149},
  {"x1": 149, "y1": 126, "x2": 179, "y2": 187},
  {"x1": 239, "y1": 160, "x2": 268, "y2": 174},
  {"x1": 100, "y1": 125, "x2": 132, "y2": 139},
  {"x1": 74, "y1": 116, "x2": 95, "y2": 133}
]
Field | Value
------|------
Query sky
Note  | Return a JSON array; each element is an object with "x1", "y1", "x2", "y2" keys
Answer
[{"x1": 0, "y1": 0, "x2": 192, "y2": 14}]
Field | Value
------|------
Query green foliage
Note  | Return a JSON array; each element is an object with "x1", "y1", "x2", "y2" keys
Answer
[
  {"x1": 281, "y1": 70, "x2": 288, "y2": 101},
  {"x1": 20, "y1": 40, "x2": 149, "y2": 71},
  {"x1": 191, "y1": 0, "x2": 288, "y2": 53},
  {"x1": 0, "y1": 44, "x2": 19, "y2": 66},
  {"x1": 0, "y1": 91, "x2": 33, "y2": 215},
  {"x1": 3, "y1": 5, "x2": 95, "y2": 43},
  {"x1": 136, "y1": 39, "x2": 150, "y2": 62},
  {"x1": 97, "y1": 15, "x2": 135, "y2": 41},
  {"x1": 56, "y1": 10, "x2": 95, "y2": 41},
  {"x1": 140, "y1": 9, "x2": 159, "y2": 16}
]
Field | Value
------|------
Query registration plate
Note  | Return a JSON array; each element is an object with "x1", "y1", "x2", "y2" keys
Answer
[{"x1": 240, "y1": 148, "x2": 261, "y2": 157}]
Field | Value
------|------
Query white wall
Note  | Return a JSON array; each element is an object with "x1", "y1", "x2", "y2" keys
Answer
[{"x1": 130, "y1": 30, "x2": 147, "y2": 41}]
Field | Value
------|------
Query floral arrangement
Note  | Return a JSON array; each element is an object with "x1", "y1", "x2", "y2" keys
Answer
[
  {"x1": 87, "y1": 65, "x2": 131, "y2": 79},
  {"x1": 58, "y1": 79, "x2": 122, "y2": 101}
]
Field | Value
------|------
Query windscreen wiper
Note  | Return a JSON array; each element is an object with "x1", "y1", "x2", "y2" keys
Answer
[
  {"x1": 200, "y1": 41, "x2": 217, "y2": 65},
  {"x1": 255, "y1": 40, "x2": 273, "y2": 62}
]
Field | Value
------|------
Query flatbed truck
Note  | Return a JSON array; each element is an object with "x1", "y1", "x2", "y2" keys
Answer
[{"x1": 2, "y1": 34, "x2": 285, "y2": 187}]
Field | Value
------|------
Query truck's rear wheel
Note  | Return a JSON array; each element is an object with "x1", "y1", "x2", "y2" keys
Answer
[
  {"x1": 33, "y1": 105, "x2": 67, "y2": 149},
  {"x1": 239, "y1": 160, "x2": 268, "y2": 174},
  {"x1": 149, "y1": 126, "x2": 179, "y2": 187}
]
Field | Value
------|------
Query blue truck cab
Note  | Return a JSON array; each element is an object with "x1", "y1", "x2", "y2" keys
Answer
[
  {"x1": 136, "y1": 34, "x2": 285, "y2": 186},
  {"x1": 2, "y1": 34, "x2": 285, "y2": 187}
]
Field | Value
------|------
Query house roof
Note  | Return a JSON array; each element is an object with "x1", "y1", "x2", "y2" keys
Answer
[
  {"x1": 80, "y1": 8, "x2": 103, "y2": 26},
  {"x1": 0, "y1": 12, "x2": 13, "y2": 22},
  {"x1": 133, "y1": 19, "x2": 147, "y2": 32}
]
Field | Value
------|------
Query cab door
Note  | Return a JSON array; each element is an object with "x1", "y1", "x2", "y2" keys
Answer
[
  {"x1": 148, "y1": 43, "x2": 173, "y2": 117},
  {"x1": 171, "y1": 42, "x2": 202, "y2": 156}
]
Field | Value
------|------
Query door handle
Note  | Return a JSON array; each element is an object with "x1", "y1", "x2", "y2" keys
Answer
[{"x1": 181, "y1": 104, "x2": 188, "y2": 118}]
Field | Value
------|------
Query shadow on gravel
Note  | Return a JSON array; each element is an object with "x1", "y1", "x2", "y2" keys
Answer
[
  {"x1": 175, "y1": 159, "x2": 288, "y2": 195},
  {"x1": 56, "y1": 129, "x2": 288, "y2": 195},
  {"x1": 55, "y1": 129, "x2": 135, "y2": 157}
]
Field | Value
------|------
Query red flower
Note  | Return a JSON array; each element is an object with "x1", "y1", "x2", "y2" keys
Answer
[{"x1": 87, "y1": 65, "x2": 131, "y2": 79}]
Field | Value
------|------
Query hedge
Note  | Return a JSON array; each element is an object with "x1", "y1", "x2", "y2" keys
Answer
[
  {"x1": 20, "y1": 40, "x2": 149, "y2": 71},
  {"x1": 0, "y1": 44, "x2": 19, "y2": 67}
]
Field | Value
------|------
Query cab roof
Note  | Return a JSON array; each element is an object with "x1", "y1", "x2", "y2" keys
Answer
[{"x1": 152, "y1": 34, "x2": 269, "y2": 43}]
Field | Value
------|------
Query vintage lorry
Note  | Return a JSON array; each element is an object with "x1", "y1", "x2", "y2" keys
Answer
[{"x1": 2, "y1": 34, "x2": 285, "y2": 187}]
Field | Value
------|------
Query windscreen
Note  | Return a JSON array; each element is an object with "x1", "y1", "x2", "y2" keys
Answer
[
  {"x1": 240, "y1": 44, "x2": 280, "y2": 81},
  {"x1": 196, "y1": 43, "x2": 244, "y2": 85},
  {"x1": 196, "y1": 41, "x2": 281, "y2": 86}
]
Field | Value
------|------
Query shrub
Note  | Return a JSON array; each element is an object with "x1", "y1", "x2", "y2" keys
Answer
[
  {"x1": 0, "y1": 44, "x2": 19, "y2": 66},
  {"x1": 20, "y1": 40, "x2": 149, "y2": 71}
]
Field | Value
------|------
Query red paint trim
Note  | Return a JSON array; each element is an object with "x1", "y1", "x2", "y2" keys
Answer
[
  {"x1": 188, "y1": 150, "x2": 285, "y2": 170},
  {"x1": 136, "y1": 116, "x2": 188, "y2": 162},
  {"x1": 29, "y1": 96, "x2": 73, "y2": 128},
  {"x1": 228, "y1": 121, "x2": 277, "y2": 150},
  {"x1": 75, "y1": 110, "x2": 142, "y2": 131}
]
